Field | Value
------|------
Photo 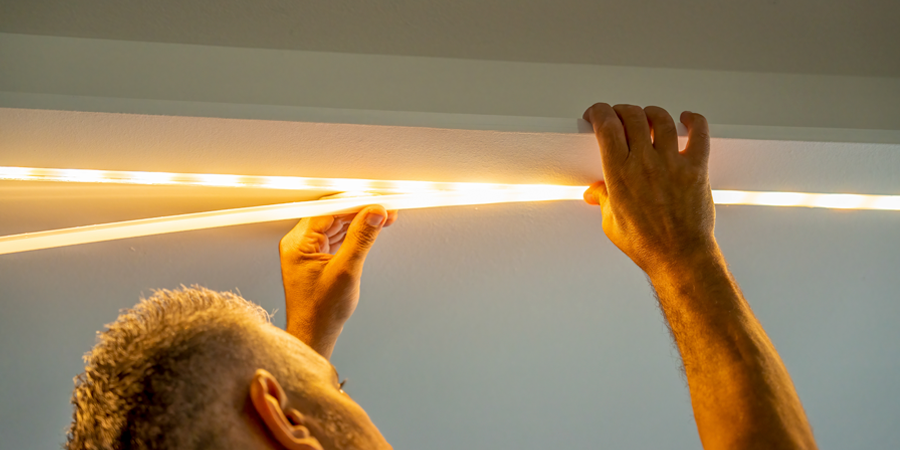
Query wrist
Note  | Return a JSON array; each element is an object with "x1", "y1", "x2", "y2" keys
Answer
[
  {"x1": 644, "y1": 242, "x2": 756, "y2": 337},
  {"x1": 644, "y1": 239, "x2": 726, "y2": 286},
  {"x1": 286, "y1": 310, "x2": 345, "y2": 347}
]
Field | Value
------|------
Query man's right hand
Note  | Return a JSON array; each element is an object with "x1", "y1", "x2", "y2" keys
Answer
[
  {"x1": 581, "y1": 103, "x2": 718, "y2": 279},
  {"x1": 581, "y1": 103, "x2": 817, "y2": 450}
]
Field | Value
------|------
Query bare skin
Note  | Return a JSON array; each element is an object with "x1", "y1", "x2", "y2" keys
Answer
[
  {"x1": 280, "y1": 206, "x2": 398, "y2": 359},
  {"x1": 279, "y1": 104, "x2": 818, "y2": 449},
  {"x1": 582, "y1": 103, "x2": 817, "y2": 449}
]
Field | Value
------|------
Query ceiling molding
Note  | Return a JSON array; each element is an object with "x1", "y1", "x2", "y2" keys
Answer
[
  {"x1": 2, "y1": 33, "x2": 899, "y2": 135},
  {"x1": 2, "y1": 1, "x2": 898, "y2": 77},
  {"x1": 3, "y1": 92, "x2": 900, "y2": 145}
]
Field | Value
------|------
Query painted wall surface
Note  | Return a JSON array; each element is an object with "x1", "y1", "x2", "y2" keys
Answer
[
  {"x1": 1, "y1": 202, "x2": 899, "y2": 449},
  {"x1": 2, "y1": 32, "x2": 900, "y2": 449}
]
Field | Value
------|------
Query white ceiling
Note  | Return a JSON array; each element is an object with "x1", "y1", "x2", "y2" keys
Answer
[
  {"x1": 1, "y1": 0, "x2": 898, "y2": 76},
  {"x1": 1, "y1": 5, "x2": 900, "y2": 449}
]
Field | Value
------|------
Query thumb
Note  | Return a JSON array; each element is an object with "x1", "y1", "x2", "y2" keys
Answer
[
  {"x1": 583, "y1": 180, "x2": 610, "y2": 207},
  {"x1": 333, "y1": 205, "x2": 387, "y2": 272}
]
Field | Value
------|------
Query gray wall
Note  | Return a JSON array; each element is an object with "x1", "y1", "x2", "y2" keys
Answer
[
  {"x1": 1, "y1": 33, "x2": 899, "y2": 449},
  {"x1": 2, "y1": 203, "x2": 898, "y2": 449}
]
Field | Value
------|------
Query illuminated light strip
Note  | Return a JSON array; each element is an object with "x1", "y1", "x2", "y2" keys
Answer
[
  {"x1": 0, "y1": 165, "x2": 559, "y2": 194},
  {"x1": 0, "y1": 188, "x2": 898, "y2": 255},
  {"x1": 711, "y1": 190, "x2": 900, "y2": 210},
  {"x1": 0, "y1": 165, "x2": 898, "y2": 255},
  {"x1": 3, "y1": 166, "x2": 898, "y2": 210},
  {"x1": 0, "y1": 188, "x2": 586, "y2": 255}
]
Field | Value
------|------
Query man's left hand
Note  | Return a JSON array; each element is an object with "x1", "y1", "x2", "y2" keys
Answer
[{"x1": 279, "y1": 205, "x2": 398, "y2": 359}]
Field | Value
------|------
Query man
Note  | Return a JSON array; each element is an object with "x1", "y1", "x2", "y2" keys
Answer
[{"x1": 66, "y1": 104, "x2": 818, "y2": 449}]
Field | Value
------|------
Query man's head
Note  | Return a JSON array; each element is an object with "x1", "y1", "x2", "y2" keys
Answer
[{"x1": 67, "y1": 286, "x2": 391, "y2": 450}]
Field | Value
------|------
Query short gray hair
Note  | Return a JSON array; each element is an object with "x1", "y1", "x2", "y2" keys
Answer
[{"x1": 66, "y1": 286, "x2": 273, "y2": 450}]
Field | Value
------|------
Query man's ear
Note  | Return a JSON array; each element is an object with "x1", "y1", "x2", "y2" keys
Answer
[{"x1": 250, "y1": 369, "x2": 324, "y2": 450}]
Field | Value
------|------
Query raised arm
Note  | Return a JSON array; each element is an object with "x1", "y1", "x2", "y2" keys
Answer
[
  {"x1": 279, "y1": 205, "x2": 398, "y2": 359},
  {"x1": 582, "y1": 103, "x2": 817, "y2": 450}
]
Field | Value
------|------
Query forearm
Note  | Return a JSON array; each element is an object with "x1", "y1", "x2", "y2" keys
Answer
[{"x1": 649, "y1": 246, "x2": 816, "y2": 450}]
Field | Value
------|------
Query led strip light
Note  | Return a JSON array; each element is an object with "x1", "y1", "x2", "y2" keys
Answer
[
  {"x1": 0, "y1": 166, "x2": 898, "y2": 255},
  {"x1": 0, "y1": 165, "x2": 550, "y2": 194}
]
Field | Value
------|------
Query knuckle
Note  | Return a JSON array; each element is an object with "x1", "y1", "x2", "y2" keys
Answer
[
  {"x1": 616, "y1": 104, "x2": 646, "y2": 121},
  {"x1": 278, "y1": 237, "x2": 295, "y2": 257},
  {"x1": 656, "y1": 122, "x2": 676, "y2": 134},
  {"x1": 638, "y1": 161, "x2": 661, "y2": 177},
  {"x1": 355, "y1": 229, "x2": 378, "y2": 248},
  {"x1": 645, "y1": 106, "x2": 674, "y2": 124},
  {"x1": 597, "y1": 118, "x2": 621, "y2": 132},
  {"x1": 614, "y1": 104, "x2": 639, "y2": 116}
]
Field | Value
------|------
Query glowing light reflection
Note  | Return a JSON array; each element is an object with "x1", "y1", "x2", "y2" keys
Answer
[{"x1": 0, "y1": 165, "x2": 898, "y2": 255}]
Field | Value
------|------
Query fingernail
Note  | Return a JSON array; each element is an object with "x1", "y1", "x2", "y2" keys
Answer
[{"x1": 366, "y1": 212, "x2": 385, "y2": 227}]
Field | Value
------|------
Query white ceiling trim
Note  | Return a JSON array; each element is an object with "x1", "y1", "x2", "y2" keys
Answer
[
  {"x1": 2, "y1": 33, "x2": 899, "y2": 136},
  {"x1": 3, "y1": 92, "x2": 900, "y2": 145}
]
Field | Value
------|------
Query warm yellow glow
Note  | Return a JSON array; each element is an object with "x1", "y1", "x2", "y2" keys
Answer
[
  {"x1": 0, "y1": 166, "x2": 33, "y2": 178},
  {"x1": 0, "y1": 166, "x2": 898, "y2": 255},
  {"x1": 196, "y1": 173, "x2": 242, "y2": 187},
  {"x1": 59, "y1": 168, "x2": 106, "y2": 183},
  {"x1": 811, "y1": 194, "x2": 866, "y2": 209},
  {"x1": 0, "y1": 189, "x2": 585, "y2": 255},
  {"x1": 711, "y1": 190, "x2": 899, "y2": 211},
  {"x1": 873, "y1": 196, "x2": 900, "y2": 210},
  {"x1": 709, "y1": 190, "x2": 748, "y2": 204},
  {"x1": 3, "y1": 165, "x2": 897, "y2": 212},
  {"x1": 131, "y1": 171, "x2": 175, "y2": 184},
  {"x1": 753, "y1": 191, "x2": 808, "y2": 206},
  {"x1": 0, "y1": 165, "x2": 502, "y2": 193}
]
